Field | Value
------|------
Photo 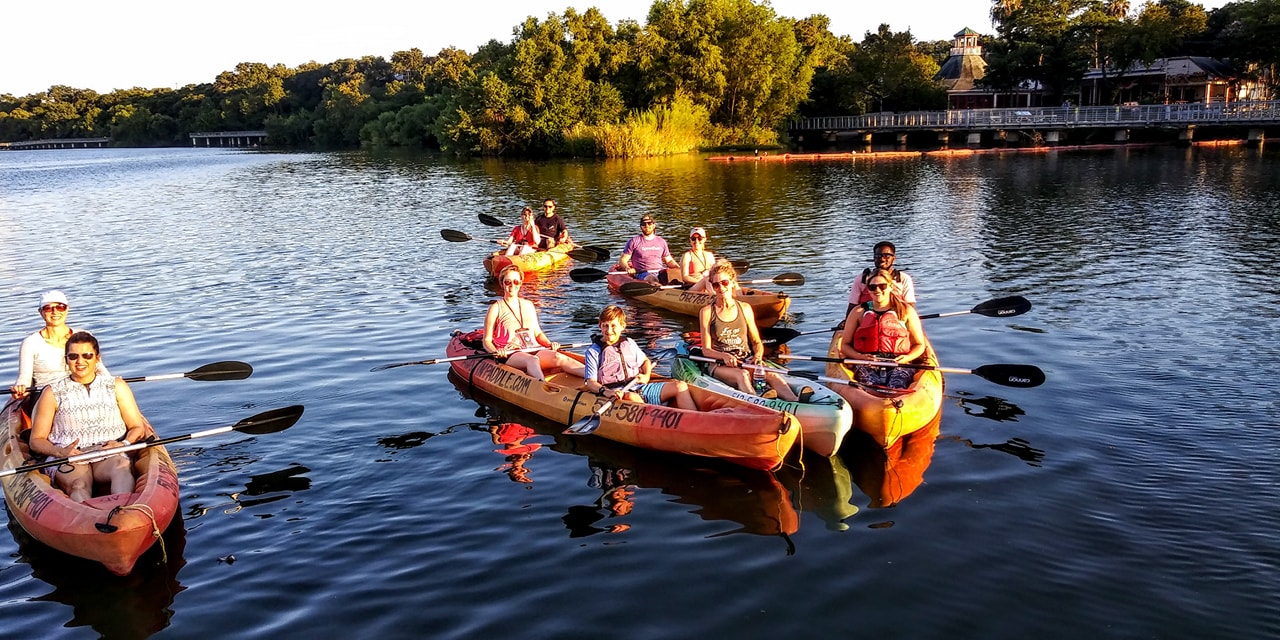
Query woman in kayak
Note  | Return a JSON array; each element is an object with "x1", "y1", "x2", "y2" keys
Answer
[
  {"x1": 697, "y1": 260, "x2": 800, "y2": 401},
  {"x1": 837, "y1": 269, "x2": 929, "y2": 389},
  {"x1": 483, "y1": 265, "x2": 585, "y2": 381}
]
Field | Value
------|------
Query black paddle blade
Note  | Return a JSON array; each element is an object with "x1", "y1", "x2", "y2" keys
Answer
[
  {"x1": 568, "y1": 249, "x2": 605, "y2": 262},
  {"x1": 773, "y1": 272, "x2": 805, "y2": 285},
  {"x1": 583, "y1": 246, "x2": 611, "y2": 261},
  {"x1": 370, "y1": 361, "x2": 420, "y2": 372},
  {"x1": 440, "y1": 229, "x2": 472, "y2": 242},
  {"x1": 619, "y1": 282, "x2": 659, "y2": 297},
  {"x1": 187, "y1": 361, "x2": 253, "y2": 381},
  {"x1": 569, "y1": 267, "x2": 609, "y2": 283},
  {"x1": 730, "y1": 260, "x2": 750, "y2": 273},
  {"x1": 974, "y1": 295, "x2": 1032, "y2": 318},
  {"x1": 760, "y1": 327, "x2": 801, "y2": 347},
  {"x1": 478, "y1": 213, "x2": 506, "y2": 227},
  {"x1": 974, "y1": 364, "x2": 1045, "y2": 388},
  {"x1": 784, "y1": 368, "x2": 821, "y2": 381},
  {"x1": 234, "y1": 405, "x2": 305, "y2": 435}
]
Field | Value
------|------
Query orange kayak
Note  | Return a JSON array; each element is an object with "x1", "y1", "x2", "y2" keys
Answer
[
  {"x1": 484, "y1": 244, "x2": 573, "y2": 277},
  {"x1": 0, "y1": 399, "x2": 179, "y2": 575},
  {"x1": 821, "y1": 332, "x2": 943, "y2": 448},
  {"x1": 605, "y1": 268, "x2": 790, "y2": 328},
  {"x1": 447, "y1": 331, "x2": 799, "y2": 471}
]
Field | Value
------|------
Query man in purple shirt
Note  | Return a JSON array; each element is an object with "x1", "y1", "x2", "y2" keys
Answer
[{"x1": 620, "y1": 215, "x2": 679, "y2": 283}]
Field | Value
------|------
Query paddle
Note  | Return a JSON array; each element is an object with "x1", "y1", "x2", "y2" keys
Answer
[
  {"x1": 122, "y1": 361, "x2": 253, "y2": 383},
  {"x1": 370, "y1": 343, "x2": 590, "y2": 371},
  {"x1": 0, "y1": 405, "x2": 305, "y2": 479},
  {"x1": 567, "y1": 249, "x2": 607, "y2": 262},
  {"x1": 564, "y1": 377, "x2": 641, "y2": 435},
  {"x1": 774, "y1": 354, "x2": 1045, "y2": 388},
  {"x1": 918, "y1": 295, "x2": 1032, "y2": 320},
  {"x1": 441, "y1": 229, "x2": 504, "y2": 245},
  {"x1": 619, "y1": 273, "x2": 803, "y2": 296},
  {"x1": 759, "y1": 296, "x2": 1035, "y2": 347}
]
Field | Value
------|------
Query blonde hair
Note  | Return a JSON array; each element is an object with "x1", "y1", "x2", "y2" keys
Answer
[
  {"x1": 707, "y1": 259, "x2": 737, "y2": 284},
  {"x1": 498, "y1": 265, "x2": 523, "y2": 283}
]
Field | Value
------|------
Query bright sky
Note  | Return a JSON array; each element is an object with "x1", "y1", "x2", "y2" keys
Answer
[{"x1": 1, "y1": 0, "x2": 1232, "y2": 97}]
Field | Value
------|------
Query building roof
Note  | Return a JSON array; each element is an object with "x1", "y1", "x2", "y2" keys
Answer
[
  {"x1": 1081, "y1": 56, "x2": 1240, "y2": 81},
  {"x1": 954, "y1": 27, "x2": 981, "y2": 37},
  {"x1": 935, "y1": 52, "x2": 987, "y2": 90}
]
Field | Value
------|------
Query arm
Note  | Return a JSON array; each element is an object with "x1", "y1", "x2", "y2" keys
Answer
[
  {"x1": 582, "y1": 346, "x2": 604, "y2": 393},
  {"x1": 10, "y1": 334, "x2": 36, "y2": 398},
  {"x1": 901, "y1": 273, "x2": 917, "y2": 305},
  {"x1": 897, "y1": 307, "x2": 928, "y2": 364},
  {"x1": 681, "y1": 251, "x2": 696, "y2": 281},
  {"x1": 620, "y1": 238, "x2": 635, "y2": 273},
  {"x1": 110, "y1": 379, "x2": 147, "y2": 446},
  {"x1": 741, "y1": 304, "x2": 765, "y2": 363},
  {"x1": 482, "y1": 304, "x2": 503, "y2": 355},
  {"x1": 662, "y1": 241, "x2": 678, "y2": 269},
  {"x1": 28, "y1": 388, "x2": 77, "y2": 458}
]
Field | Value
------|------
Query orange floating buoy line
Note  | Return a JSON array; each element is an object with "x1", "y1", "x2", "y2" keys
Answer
[{"x1": 707, "y1": 142, "x2": 1182, "y2": 162}]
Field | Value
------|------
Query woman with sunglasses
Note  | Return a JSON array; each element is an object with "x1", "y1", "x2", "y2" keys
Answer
[
  {"x1": 483, "y1": 265, "x2": 585, "y2": 381},
  {"x1": 500, "y1": 206, "x2": 541, "y2": 256},
  {"x1": 27, "y1": 332, "x2": 147, "y2": 503},
  {"x1": 9, "y1": 291, "x2": 108, "y2": 412},
  {"x1": 677, "y1": 227, "x2": 716, "y2": 292},
  {"x1": 838, "y1": 269, "x2": 929, "y2": 389},
  {"x1": 697, "y1": 261, "x2": 800, "y2": 401}
]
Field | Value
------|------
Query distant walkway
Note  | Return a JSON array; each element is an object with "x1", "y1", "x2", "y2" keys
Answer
[
  {"x1": 0, "y1": 137, "x2": 110, "y2": 150},
  {"x1": 189, "y1": 131, "x2": 267, "y2": 147}
]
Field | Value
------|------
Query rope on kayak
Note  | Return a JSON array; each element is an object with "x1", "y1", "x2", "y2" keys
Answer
[{"x1": 121, "y1": 503, "x2": 167, "y2": 565}]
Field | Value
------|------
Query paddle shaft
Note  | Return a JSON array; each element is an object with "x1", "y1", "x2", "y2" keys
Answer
[
  {"x1": 0, "y1": 405, "x2": 304, "y2": 478},
  {"x1": 371, "y1": 343, "x2": 590, "y2": 371}
]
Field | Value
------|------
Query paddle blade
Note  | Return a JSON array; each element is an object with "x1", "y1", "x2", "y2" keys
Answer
[
  {"x1": 785, "y1": 368, "x2": 821, "y2": 381},
  {"x1": 973, "y1": 364, "x2": 1045, "y2": 388},
  {"x1": 441, "y1": 229, "x2": 472, "y2": 242},
  {"x1": 583, "y1": 246, "x2": 611, "y2": 261},
  {"x1": 619, "y1": 282, "x2": 659, "y2": 297},
  {"x1": 187, "y1": 361, "x2": 253, "y2": 381},
  {"x1": 973, "y1": 295, "x2": 1032, "y2": 318},
  {"x1": 233, "y1": 405, "x2": 305, "y2": 435},
  {"x1": 760, "y1": 327, "x2": 801, "y2": 346},
  {"x1": 478, "y1": 213, "x2": 506, "y2": 227},
  {"x1": 568, "y1": 249, "x2": 605, "y2": 262},
  {"x1": 569, "y1": 267, "x2": 609, "y2": 283},
  {"x1": 773, "y1": 272, "x2": 805, "y2": 286},
  {"x1": 565, "y1": 414, "x2": 601, "y2": 434}
]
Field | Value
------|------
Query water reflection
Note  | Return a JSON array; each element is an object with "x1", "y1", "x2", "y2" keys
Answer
[
  {"x1": 7, "y1": 517, "x2": 186, "y2": 639},
  {"x1": 954, "y1": 436, "x2": 1046, "y2": 467},
  {"x1": 843, "y1": 413, "x2": 941, "y2": 511},
  {"x1": 184, "y1": 465, "x2": 312, "y2": 519},
  {"x1": 487, "y1": 422, "x2": 545, "y2": 485},
  {"x1": 777, "y1": 451, "x2": 860, "y2": 532},
  {"x1": 953, "y1": 391, "x2": 1027, "y2": 422},
  {"x1": 450, "y1": 371, "x2": 800, "y2": 547}
]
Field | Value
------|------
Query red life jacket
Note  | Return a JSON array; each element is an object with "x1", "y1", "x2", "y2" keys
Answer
[{"x1": 852, "y1": 308, "x2": 911, "y2": 355}]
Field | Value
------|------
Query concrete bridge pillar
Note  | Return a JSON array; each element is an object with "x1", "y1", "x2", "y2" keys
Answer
[
  {"x1": 966, "y1": 132, "x2": 981, "y2": 147},
  {"x1": 1177, "y1": 127, "x2": 1193, "y2": 145},
  {"x1": 1248, "y1": 129, "x2": 1265, "y2": 146},
  {"x1": 1115, "y1": 129, "x2": 1130, "y2": 143},
  {"x1": 1045, "y1": 130, "x2": 1063, "y2": 146},
  {"x1": 937, "y1": 131, "x2": 950, "y2": 148},
  {"x1": 859, "y1": 133, "x2": 872, "y2": 146},
  {"x1": 895, "y1": 132, "x2": 908, "y2": 146}
]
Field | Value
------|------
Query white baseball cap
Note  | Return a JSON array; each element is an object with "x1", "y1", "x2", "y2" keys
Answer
[{"x1": 39, "y1": 290, "x2": 69, "y2": 308}]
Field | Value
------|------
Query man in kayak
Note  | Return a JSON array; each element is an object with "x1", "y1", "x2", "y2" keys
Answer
[
  {"x1": 846, "y1": 241, "x2": 916, "y2": 315},
  {"x1": 619, "y1": 215, "x2": 680, "y2": 283},
  {"x1": 534, "y1": 198, "x2": 571, "y2": 250}
]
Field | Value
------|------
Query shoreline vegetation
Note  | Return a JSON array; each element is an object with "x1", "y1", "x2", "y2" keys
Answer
[{"x1": 1, "y1": 0, "x2": 1274, "y2": 158}]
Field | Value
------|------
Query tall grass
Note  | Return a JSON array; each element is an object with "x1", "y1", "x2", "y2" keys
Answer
[{"x1": 563, "y1": 95, "x2": 710, "y2": 158}]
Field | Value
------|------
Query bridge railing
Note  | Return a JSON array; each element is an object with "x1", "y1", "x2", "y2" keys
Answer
[{"x1": 793, "y1": 101, "x2": 1280, "y2": 131}]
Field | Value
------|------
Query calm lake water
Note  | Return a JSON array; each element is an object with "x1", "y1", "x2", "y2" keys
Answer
[{"x1": 0, "y1": 145, "x2": 1278, "y2": 639}]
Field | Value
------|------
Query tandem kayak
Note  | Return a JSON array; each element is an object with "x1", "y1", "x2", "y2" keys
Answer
[
  {"x1": 820, "y1": 332, "x2": 943, "y2": 449},
  {"x1": 0, "y1": 399, "x2": 179, "y2": 575},
  {"x1": 670, "y1": 341, "x2": 853, "y2": 457},
  {"x1": 446, "y1": 331, "x2": 800, "y2": 471},
  {"x1": 605, "y1": 268, "x2": 790, "y2": 328},
  {"x1": 484, "y1": 244, "x2": 573, "y2": 277}
]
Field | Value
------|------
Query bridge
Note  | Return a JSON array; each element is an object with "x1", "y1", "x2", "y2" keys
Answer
[
  {"x1": 189, "y1": 131, "x2": 267, "y2": 147},
  {"x1": 791, "y1": 100, "x2": 1280, "y2": 148},
  {"x1": 0, "y1": 137, "x2": 110, "y2": 150}
]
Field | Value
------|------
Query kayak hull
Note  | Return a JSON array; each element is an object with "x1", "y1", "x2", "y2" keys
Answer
[
  {"x1": 484, "y1": 244, "x2": 572, "y2": 276},
  {"x1": 821, "y1": 332, "x2": 943, "y2": 449}
]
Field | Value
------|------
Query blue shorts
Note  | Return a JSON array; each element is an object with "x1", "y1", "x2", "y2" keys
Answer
[{"x1": 639, "y1": 382, "x2": 665, "y2": 405}]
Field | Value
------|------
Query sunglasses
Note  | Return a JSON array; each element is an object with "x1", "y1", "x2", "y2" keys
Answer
[
  {"x1": 41, "y1": 303, "x2": 68, "y2": 312},
  {"x1": 690, "y1": 236, "x2": 704, "y2": 240},
  {"x1": 65, "y1": 352, "x2": 97, "y2": 361},
  {"x1": 875, "y1": 253, "x2": 895, "y2": 258},
  {"x1": 711, "y1": 279, "x2": 733, "y2": 290},
  {"x1": 641, "y1": 221, "x2": 656, "y2": 226},
  {"x1": 868, "y1": 283, "x2": 891, "y2": 292},
  {"x1": 502, "y1": 279, "x2": 523, "y2": 286}
]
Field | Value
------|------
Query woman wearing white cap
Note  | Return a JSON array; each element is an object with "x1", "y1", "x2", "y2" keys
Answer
[
  {"x1": 678, "y1": 227, "x2": 716, "y2": 292},
  {"x1": 9, "y1": 290, "x2": 107, "y2": 413}
]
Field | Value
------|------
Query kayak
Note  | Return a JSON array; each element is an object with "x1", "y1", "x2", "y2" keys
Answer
[
  {"x1": 446, "y1": 331, "x2": 800, "y2": 471},
  {"x1": 821, "y1": 332, "x2": 943, "y2": 449},
  {"x1": 0, "y1": 399, "x2": 180, "y2": 575},
  {"x1": 484, "y1": 244, "x2": 573, "y2": 277},
  {"x1": 845, "y1": 411, "x2": 940, "y2": 507},
  {"x1": 605, "y1": 268, "x2": 790, "y2": 328},
  {"x1": 670, "y1": 341, "x2": 853, "y2": 457}
]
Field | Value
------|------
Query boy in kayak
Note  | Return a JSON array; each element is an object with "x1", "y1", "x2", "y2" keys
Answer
[{"x1": 582, "y1": 305, "x2": 696, "y2": 410}]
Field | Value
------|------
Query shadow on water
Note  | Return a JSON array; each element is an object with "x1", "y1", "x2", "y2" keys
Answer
[
  {"x1": 952, "y1": 390, "x2": 1027, "y2": 422},
  {"x1": 776, "y1": 451, "x2": 861, "y2": 532},
  {"x1": 445, "y1": 370, "x2": 800, "y2": 549},
  {"x1": 5, "y1": 516, "x2": 187, "y2": 640}
]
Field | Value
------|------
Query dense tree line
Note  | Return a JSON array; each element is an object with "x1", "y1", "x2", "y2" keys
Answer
[{"x1": 0, "y1": 0, "x2": 1274, "y2": 156}]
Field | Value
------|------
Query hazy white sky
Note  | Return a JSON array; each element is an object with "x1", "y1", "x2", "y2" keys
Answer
[{"x1": 1, "y1": 0, "x2": 1231, "y2": 97}]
